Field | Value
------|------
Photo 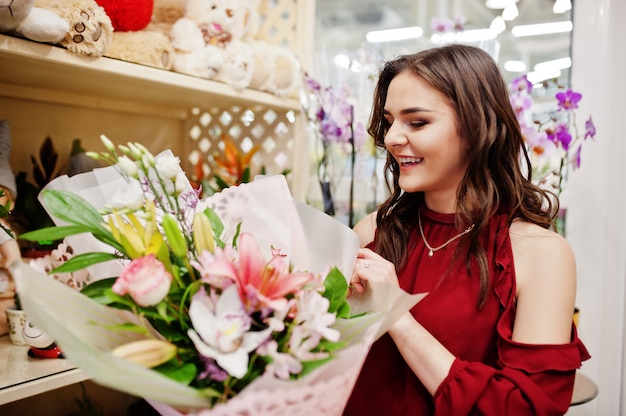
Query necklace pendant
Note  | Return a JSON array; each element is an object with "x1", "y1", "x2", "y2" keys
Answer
[{"x1": 428, "y1": 249, "x2": 434, "y2": 257}]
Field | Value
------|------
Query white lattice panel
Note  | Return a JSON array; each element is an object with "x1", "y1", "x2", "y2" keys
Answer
[
  {"x1": 257, "y1": 0, "x2": 300, "y2": 49},
  {"x1": 183, "y1": 106, "x2": 298, "y2": 186}
]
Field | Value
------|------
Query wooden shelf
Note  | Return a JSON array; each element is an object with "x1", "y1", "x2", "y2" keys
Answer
[
  {"x1": 0, "y1": 34, "x2": 301, "y2": 115},
  {"x1": 0, "y1": 335, "x2": 88, "y2": 405}
]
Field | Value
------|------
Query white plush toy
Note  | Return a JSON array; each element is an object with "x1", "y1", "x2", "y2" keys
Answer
[
  {"x1": 169, "y1": 0, "x2": 255, "y2": 87},
  {"x1": 217, "y1": 39, "x2": 255, "y2": 91},
  {"x1": 249, "y1": 40, "x2": 301, "y2": 98},
  {"x1": 0, "y1": 0, "x2": 68, "y2": 43}
]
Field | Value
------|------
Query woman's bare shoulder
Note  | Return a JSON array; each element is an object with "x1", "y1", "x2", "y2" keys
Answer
[
  {"x1": 353, "y1": 211, "x2": 377, "y2": 248},
  {"x1": 509, "y1": 219, "x2": 576, "y2": 296},
  {"x1": 509, "y1": 219, "x2": 577, "y2": 344}
]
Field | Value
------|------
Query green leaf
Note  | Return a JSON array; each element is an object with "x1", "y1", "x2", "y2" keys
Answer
[
  {"x1": 155, "y1": 360, "x2": 197, "y2": 385},
  {"x1": 322, "y1": 267, "x2": 350, "y2": 315},
  {"x1": 80, "y1": 278, "x2": 117, "y2": 304},
  {"x1": 41, "y1": 190, "x2": 109, "y2": 234},
  {"x1": 50, "y1": 252, "x2": 121, "y2": 274},
  {"x1": 300, "y1": 356, "x2": 334, "y2": 376},
  {"x1": 241, "y1": 166, "x2": 251, "y2": 183},
  {"x1": 19, "y1": 225, "x2": 92, "y2": 242},
  {"x1": 213, "y1": 175, "x2": 229, "y2": 190},
  {"x1": 202, "y1": 207, "x2": 226, "y2": 249},
  {"x1": 94, "y1": 322, "x2": 150, "y2": 335}
]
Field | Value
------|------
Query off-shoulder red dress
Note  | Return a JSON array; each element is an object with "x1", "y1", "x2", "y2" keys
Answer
[{"x1": 343, "y1": 206, "x2": 590, "y2": 416}]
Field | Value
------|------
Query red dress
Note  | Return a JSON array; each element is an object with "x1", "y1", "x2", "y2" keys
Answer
[{"x1": 344, "y1": 206, "x2": 590, "y2": 416}]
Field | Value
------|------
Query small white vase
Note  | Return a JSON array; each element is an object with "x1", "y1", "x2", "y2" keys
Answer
[{"x1": 5, "y1": 305, "x2": 28, "y2": 346}]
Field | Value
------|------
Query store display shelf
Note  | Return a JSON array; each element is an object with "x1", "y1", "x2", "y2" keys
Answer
[
  {"x1": 0, "y1": 34, "x2": 300, "y2": 115},
  {"x1": 0, "y1": 335, "x2": 88, "y2": 405}
]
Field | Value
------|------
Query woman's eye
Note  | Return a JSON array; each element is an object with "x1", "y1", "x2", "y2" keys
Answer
[{"x1": 409, "y1": 121, "x2": 427, "y2": 129}]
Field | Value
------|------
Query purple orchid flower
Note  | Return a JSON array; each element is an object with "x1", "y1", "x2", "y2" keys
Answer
[{"x1": 556, "y1": 89, "x2": 583, "y2": 110}]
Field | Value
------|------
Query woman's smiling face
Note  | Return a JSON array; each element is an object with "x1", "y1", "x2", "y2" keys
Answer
[{"x1": 383, "y1": 71, "x2": 470, "y2": 211}]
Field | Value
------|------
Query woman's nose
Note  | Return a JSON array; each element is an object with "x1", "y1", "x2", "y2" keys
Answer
[{"x1": 384, "y1": 123, "x2": 408, "y2": 148}]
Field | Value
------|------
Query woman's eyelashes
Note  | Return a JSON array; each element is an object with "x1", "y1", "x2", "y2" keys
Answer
[{"x1": 409, "y1": 120, "x2": 427, "y2": 129}]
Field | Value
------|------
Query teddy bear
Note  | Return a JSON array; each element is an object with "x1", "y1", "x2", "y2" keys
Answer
[
  {"x1": 34, "y1": 0, "x2": 113, "y2": 57},
  {"x1": 169, "y1": 0, "x2": 257, "y2": 87},
  {"x1": 0, "y1": 0, "x2": 68, "y2": 43},
  {"x1": 248, "y1": 39, "x2": 301, "y2": 98},
  {"x1": 105, "y1": 30, "x2": 174, "y2": 70}
]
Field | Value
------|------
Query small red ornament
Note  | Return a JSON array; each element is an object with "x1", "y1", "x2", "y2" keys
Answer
[{"x1": 95, "y1": 0, "x2": 154, "y2": 32}]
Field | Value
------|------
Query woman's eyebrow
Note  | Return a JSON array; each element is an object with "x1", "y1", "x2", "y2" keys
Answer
[{"x1": 383, "y1": 107, "x2": 434, "y2": 115}]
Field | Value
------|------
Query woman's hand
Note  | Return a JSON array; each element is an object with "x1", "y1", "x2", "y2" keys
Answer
[{"x1": 350, "y1": 248, "x2": 400, "y2": 294}]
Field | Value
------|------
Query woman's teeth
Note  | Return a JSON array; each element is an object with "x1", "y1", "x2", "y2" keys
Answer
[{"x1": 398, "y1": 157, "x2": 423, "y2": 165}]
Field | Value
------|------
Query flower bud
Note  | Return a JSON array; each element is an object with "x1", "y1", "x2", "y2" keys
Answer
[
  {"x1": 100, "y1": 134, "x2": 116, "y2": 152},
  {"x1": 112, "y1": 339, "x2": 177, "y2": 368},
  {"x1": 117, "y1": 155, "x2": 139, "y2": 178},
  {"x1": 193, "y1": 212, "x2": 215, "y2": 254}
]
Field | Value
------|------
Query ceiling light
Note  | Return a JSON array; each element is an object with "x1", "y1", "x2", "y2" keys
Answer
[
  {"x1": 366, "y1": 26, "x2": 424, "y2": 43},
  {"x1": 527, "y1": 68, "x2": 562, "y2": 84},
  {"x1": 430, "y1": 28, "x2": 498, "y2": 44},
  {"x1": 553, "y1": 0, "x2": 572, "y2": 14},
  {"x1": 502, "y1": 3, "x2": 519, "y2": 21},
  {"x1": 504, "y1": 60, "x2": 526, "y2": 72},
  {"x1": 511, "y1": 21, "x2": 573, "y2": 37},
  {"x1": 490, "y1": 16, "x2": 506, "y2": 34},
  {"x1": 485, "y1": 0, "x2": 518, "y2": 9},
  {"x1": 534, "y1": 57, "x2": 572, "y2": 72}
]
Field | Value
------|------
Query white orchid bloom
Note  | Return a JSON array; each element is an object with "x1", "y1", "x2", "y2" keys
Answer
[
  {"x1": 295, "y1": 290, "x2": 340, "y2": 342},
  {"x1": 188, "y1": 285, "x2": 271, "y2": 378},
  {"x1": 289, "y1": 325, "x2": 329, "y2": 362},
  {"x1": 257, "y1": 340, "x2": 302, "y2": 379}
]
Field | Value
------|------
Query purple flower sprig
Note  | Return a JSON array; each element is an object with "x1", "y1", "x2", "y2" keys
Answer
[{"x1": 510, "y1": 75, "x2": 597, "y2": 195}]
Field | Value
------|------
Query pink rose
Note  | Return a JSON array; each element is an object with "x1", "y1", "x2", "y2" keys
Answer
[{"x1": 112, "y1": 255, "x2": 172, "y2": 307}]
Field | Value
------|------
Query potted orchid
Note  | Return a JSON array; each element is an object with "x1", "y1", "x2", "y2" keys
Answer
[
  {"x1": 12, "y1": 136, "x2": 419, "y2": 414},
  {"x1": 302, "y1": 73, "x2": 367, "y2": 226},
  {"x1": 509, "y1": 75, "x2": 597, "y2": 233}
]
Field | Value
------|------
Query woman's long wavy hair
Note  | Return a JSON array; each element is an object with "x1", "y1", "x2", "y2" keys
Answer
[{"x1": 370, "y1": 44, "x2": 557, "y2": 306}]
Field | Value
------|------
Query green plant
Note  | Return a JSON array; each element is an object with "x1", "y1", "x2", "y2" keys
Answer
[{"x1": 9, "y1": 136, "x2": 62, "y2": 252}]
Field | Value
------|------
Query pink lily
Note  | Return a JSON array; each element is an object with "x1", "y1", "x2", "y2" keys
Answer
[{"x1": 193, "y1": 233, "x2": 313, "y2": 311}]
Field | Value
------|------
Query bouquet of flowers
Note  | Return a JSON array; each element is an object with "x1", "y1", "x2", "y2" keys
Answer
[
  {"x1": 11, "y1": 136, "x2": 420, "y2": 415},
  {"x1": 509, "y1": 74, "x2": 597, "y2": 196}
]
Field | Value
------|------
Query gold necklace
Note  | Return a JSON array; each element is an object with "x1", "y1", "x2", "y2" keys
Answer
[{"x1": 418, "y1": 210, "x2": 474, "y2": 257}]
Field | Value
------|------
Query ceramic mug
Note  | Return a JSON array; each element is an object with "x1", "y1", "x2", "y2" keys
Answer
[{"x1": 5, "y1": 305, "x2": 28, "y2": 346}]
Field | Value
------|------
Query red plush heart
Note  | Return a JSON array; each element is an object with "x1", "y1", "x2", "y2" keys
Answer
[{"x1": 95, "y1": 0, "x2": 154, "y2": 32}]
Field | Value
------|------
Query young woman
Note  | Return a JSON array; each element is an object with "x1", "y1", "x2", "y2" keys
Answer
[{"x1": 344, "y1": 44, "x2": 590, "y2": 415}]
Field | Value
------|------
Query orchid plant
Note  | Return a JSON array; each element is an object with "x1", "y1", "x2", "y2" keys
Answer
[
  {"x1": 510, "y1": 75, "x2": 597, "y2": 196},
  {"x1": 302, "y1": 73, "x2": 367, "y2": 224},
  {"x1": 19, "y1": 136, "x2": 353, "y2": 407}
]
